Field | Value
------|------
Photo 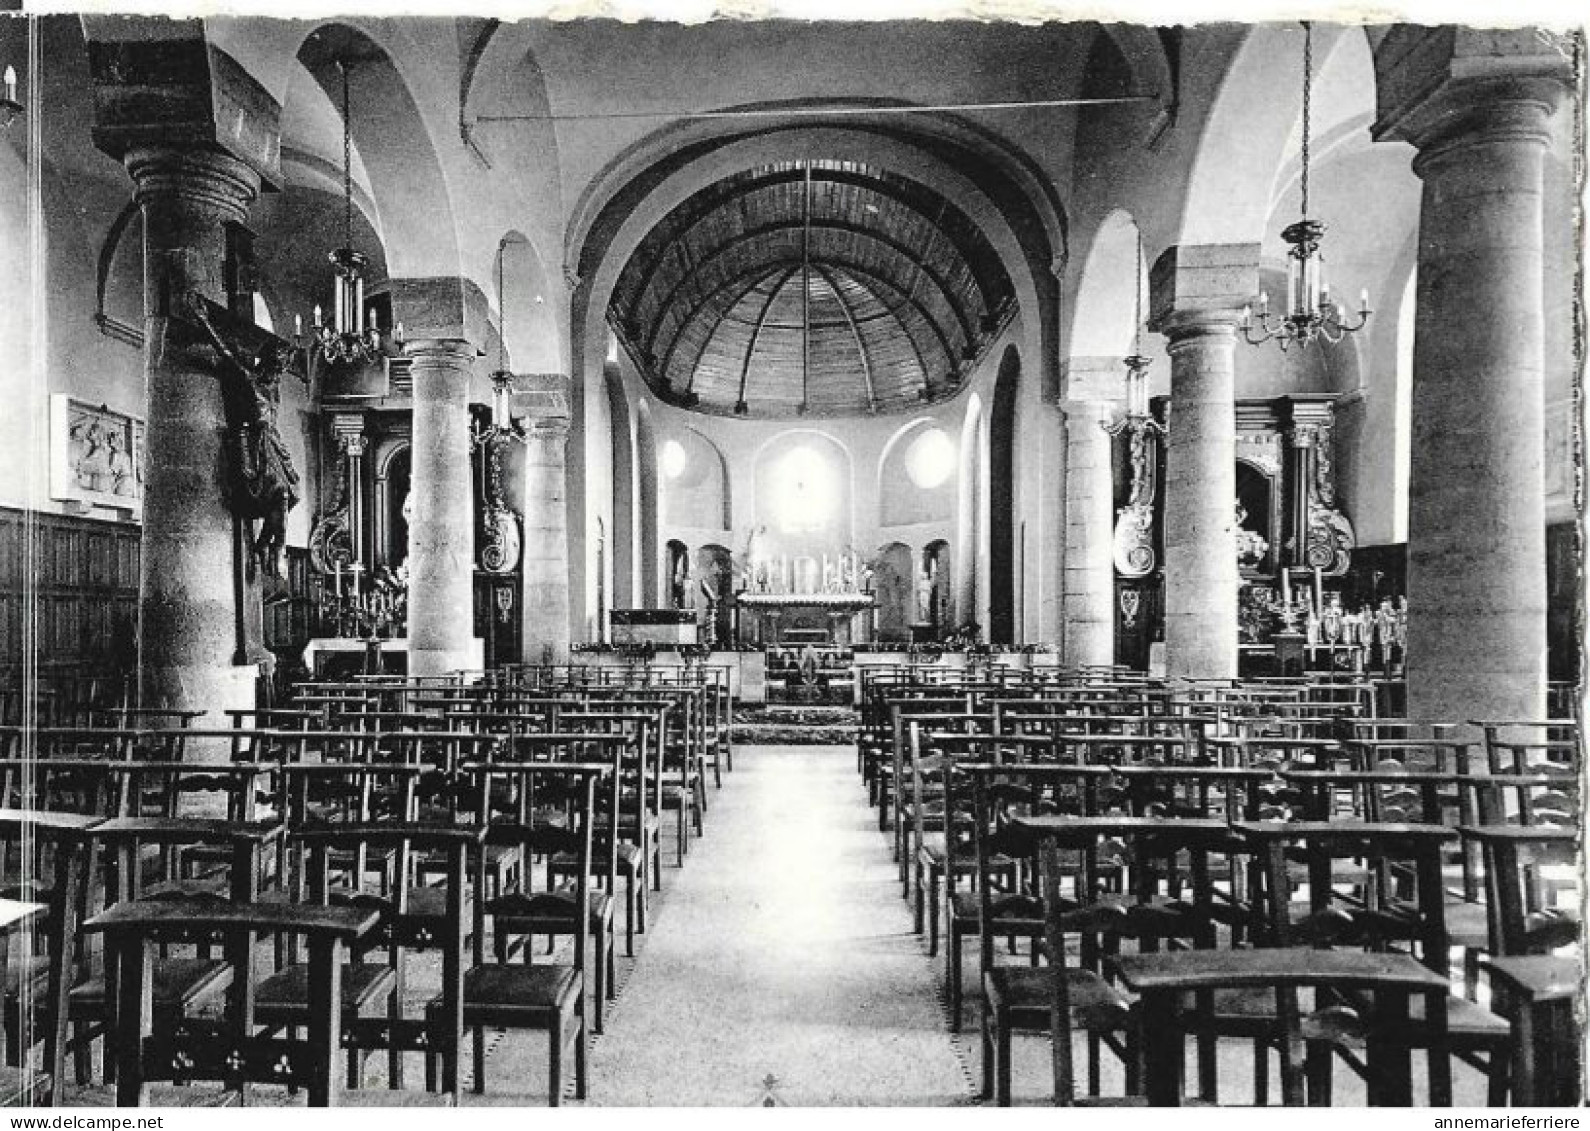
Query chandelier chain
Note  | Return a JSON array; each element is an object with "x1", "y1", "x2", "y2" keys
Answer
[
  {"x1": 498, "y1": 239, "x2": 507, "y2": 374},
  {"x1": 1133, "y1": 227, "x2": 1144, "y2": 356},
  {"x1": 1300, "y1": 21, "x2": 1312, "y2": 220},
  {"x1": 341, "y1": 62, "x2": 353, "y2": 251}
]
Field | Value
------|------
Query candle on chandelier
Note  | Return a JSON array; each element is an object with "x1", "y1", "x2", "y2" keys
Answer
[
  {"x1": 3, "y1": 66, "x2": 15, "y2": 104},
  {"x1": 294, "y1": 314, "x2": 303, "y2": 338},
  {"x1": 1359, "y1": 288, "x2": 1370, "y2": 313},
  {"x1": 313, "y1": 304, "x2": 323, "y2": 329}
]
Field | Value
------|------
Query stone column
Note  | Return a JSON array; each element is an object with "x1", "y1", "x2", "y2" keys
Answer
[
  {"x1": 406, "y1": 339, "x2": 479, "y2": 676},
  {"x1": 1148, "y1": 245, "x2": 1259, "y2": 681},
  {"x1": 1372, "y1": 30, "x2": 1572, "y2": 725},
  {"x1": 1061, "y1": 398, "x2": 1116, "y2": 668},
  {"x1": 127, "y1": 146, "x2": 263, "y2": 718},
  {"x1": 521, "y1": 403, "x2": 572, "y2": 665}
]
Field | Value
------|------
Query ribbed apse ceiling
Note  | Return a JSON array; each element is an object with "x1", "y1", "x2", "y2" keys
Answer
[{"x1": 609, "y1": 160, "x2": 1015, "y2": 418}]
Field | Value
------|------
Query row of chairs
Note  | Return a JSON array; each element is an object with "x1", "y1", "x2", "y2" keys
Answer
[
  {"x1": 0, "y1": 663, "x2": 740, "y2": 1107},
  {"x1": 860, "y1": 668, "x2": 1581, "y2": 1107}
]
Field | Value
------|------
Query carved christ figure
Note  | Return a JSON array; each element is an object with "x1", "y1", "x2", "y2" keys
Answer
[{"x1": 187, "y1": 294, "x2": 302, "y2": 577}]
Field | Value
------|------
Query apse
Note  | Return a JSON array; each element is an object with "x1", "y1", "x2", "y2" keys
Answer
[{"x1": 608, "y1": 158, "x2": 1015, "y2": 418}]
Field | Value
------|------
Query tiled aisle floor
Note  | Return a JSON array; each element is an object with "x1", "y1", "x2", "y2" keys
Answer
[{"x1": 580, "y1": 745, "x2": 974, "y2": 1106}]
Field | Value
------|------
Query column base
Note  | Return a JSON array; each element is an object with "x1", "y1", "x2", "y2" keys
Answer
[
  {"x1": 142, "y1": 661, "x2": 257, "y2": 816},
  {"x1": 408, "y1": 639, "x2": 485, "y2": 678}
]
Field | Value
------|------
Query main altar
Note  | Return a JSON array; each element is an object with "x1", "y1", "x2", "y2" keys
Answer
[{"x1": 735, "y1": 550, "x2": 876, "y2": 645}]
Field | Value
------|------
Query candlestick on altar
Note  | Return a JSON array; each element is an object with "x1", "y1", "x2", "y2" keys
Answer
[
  {"x1": 334, "y1": 561, "x2": 343, "y2": 599},
  {"x1": 1281, "y1": 567, "x2": 1292, "y2": 608},
  {"x1": 1313, "y1": 567, "x2": 1324, "y2": 621}
]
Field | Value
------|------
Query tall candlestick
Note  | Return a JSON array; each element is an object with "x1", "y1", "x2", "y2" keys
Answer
[
  {"x1": 1313, "y1": 567, "x2": 1324, "y2": 621},
  {"x1": 1281, "y1": 567, "x2": 1291, "y2": 609}
]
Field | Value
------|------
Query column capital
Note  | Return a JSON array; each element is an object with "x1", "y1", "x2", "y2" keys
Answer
[
  {"x1": 514, "y1": 371, "x2": 572, "y2": 423},
  {"x1": 1060, "y1": 356, "x2": 1132, "y2": 407},
  {"x1": 1147, "y1": 243, "x2": 1260, "y2": 339},
  {"x1": 403, "y1": 337, "x2": 480, "y2": 372},
  {"x1": 1059, "y1": 398, "x2": 1115, "y2": 427},
  {"x1": 1371, "y1": 26, "x2": 1574, "y2": 158},
  {"x1": 87, "y1": 28, "x2": 282, "y2": 189},
  {"x1": 390, "y1": 277, "x2": 494, "y2": 354},
  {"x1": 124, "y1": 145, "x2": 262, "y2": 225}
]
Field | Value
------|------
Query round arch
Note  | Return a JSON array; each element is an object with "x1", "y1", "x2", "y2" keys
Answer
[
  {"x1": 288, "y1": 23, "x2": 462, "y2": 281},
  {"x1": 495, "y1": 230, "x2": 560, "y2": 373},
  {"x1": 1068, "y1": 209, "x2": 1144, "y2": 361},
  {"x1": 567, "y1": 124, "x2": 1062, "y2": 634},
  {"x1": 988, "y1": 347, "x2": 1021, "y2": 645},
  {"x1": 1179, "y1": 23, "x2": 1365, "y2": 248},
  {"x1": 572, "y1": 125, "x2": 1060, "y2": 426}
]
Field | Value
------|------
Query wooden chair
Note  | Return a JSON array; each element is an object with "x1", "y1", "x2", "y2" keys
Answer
[
  {"x1": 494, "y1": 734, "x2": 620, "y2": 1033},
  {"x1": 1234, "y1": 819, "x2": 1508, "y2": 1106},
  {"x1": 451, "y1": 761, "x2": 608, "y2": 1104},
  {"x1": 550, "y1": 713, "x2": 659, "y2": 956},
  {"x1": 969, "y1": 771, "x2": 1140, "y2": 1105},
  {"x1": 68, "y1": 817, "x2": 282, "y2": 1084},
  {"x1": 291, "y1": 824, "x2": 481, "y2": 1100},
  {"x1": 1117, "y1": 947, "x2": 1453, "y2": 1106},
  {"x1": 87, "y1": 899, "x2": 379, "y2": 1106},
  {"x1": 0, "y1": 810, "x2": 96, "y2": 1106}
]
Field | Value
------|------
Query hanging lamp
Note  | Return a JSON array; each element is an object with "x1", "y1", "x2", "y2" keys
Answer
[
  {"x1": 299, "y1": 61, "x2": 383, "y2": 368},
  {"x1": 1241, "y1": 22, "x2": 1371, "y2": 351}
]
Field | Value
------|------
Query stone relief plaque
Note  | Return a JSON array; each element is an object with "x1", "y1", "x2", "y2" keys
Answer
[{"x1": 49, "y1": 395, "x2": 143, "y2": 515}]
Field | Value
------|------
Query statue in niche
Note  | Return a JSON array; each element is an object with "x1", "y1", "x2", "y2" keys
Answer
[
  {"x1": 187, "y1": 293, "x2": 301, "y2": 578},
  {"x1": 916, "y1": 559, "x2": 936, "y2": 623},
  {"x1": 1234, "y1": 500, "x2": 1269, "y2": 570},
  {"x1": 671, "y1": 553, "x2": 690, "y2": 610}
]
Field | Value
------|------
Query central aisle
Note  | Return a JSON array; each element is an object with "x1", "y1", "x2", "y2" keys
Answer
[{"x1": 585, "y1": 745, "x2": 973, "y2": 1106}]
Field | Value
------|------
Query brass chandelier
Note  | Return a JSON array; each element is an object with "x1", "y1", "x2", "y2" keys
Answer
[
  {"x1": 299, "y1": 61, "x2": 385, "y2": 368},
  {"x1": 1241, "y1": 22, "x2": 1371, "y2": 351}
]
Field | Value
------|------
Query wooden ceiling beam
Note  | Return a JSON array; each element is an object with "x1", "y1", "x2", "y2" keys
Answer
[
  {"x1": 810, "y1": 262, "x2": 878, "y2": 413},
  {"x1": 636, "y1": 218, "x2": 976, "y2": 360}
]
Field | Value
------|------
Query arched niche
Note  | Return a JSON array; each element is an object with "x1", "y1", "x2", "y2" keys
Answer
[
  {"x1": 752, "y1": 430, "x2": 853, "y2": 563},
  {"x1": 373, "y1": 440, "x2": 411, "y2": 569},
  {"x1": 922, "y1": 539, "x2": 953, "y2": 639},
  {"x1": 878, "y1": 418, "x2": 955, "y2": 527},
  {"x1": 872, "y1": 541, "x2": 915, "y2": 643},
  {"x1": 664, "y1": 538, "x2": 690, "y2": 611},
  {"x1": 692, "y1": 542, "x2": 734, "y2": 644},
  {"x1": 660, "y1": 426, "x2": 731, "y2": 533}
]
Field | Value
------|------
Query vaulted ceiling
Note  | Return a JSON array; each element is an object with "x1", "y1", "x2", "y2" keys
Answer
[{"x1": 609, "y1": 160, "x2": 1016, "y2": 418}]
